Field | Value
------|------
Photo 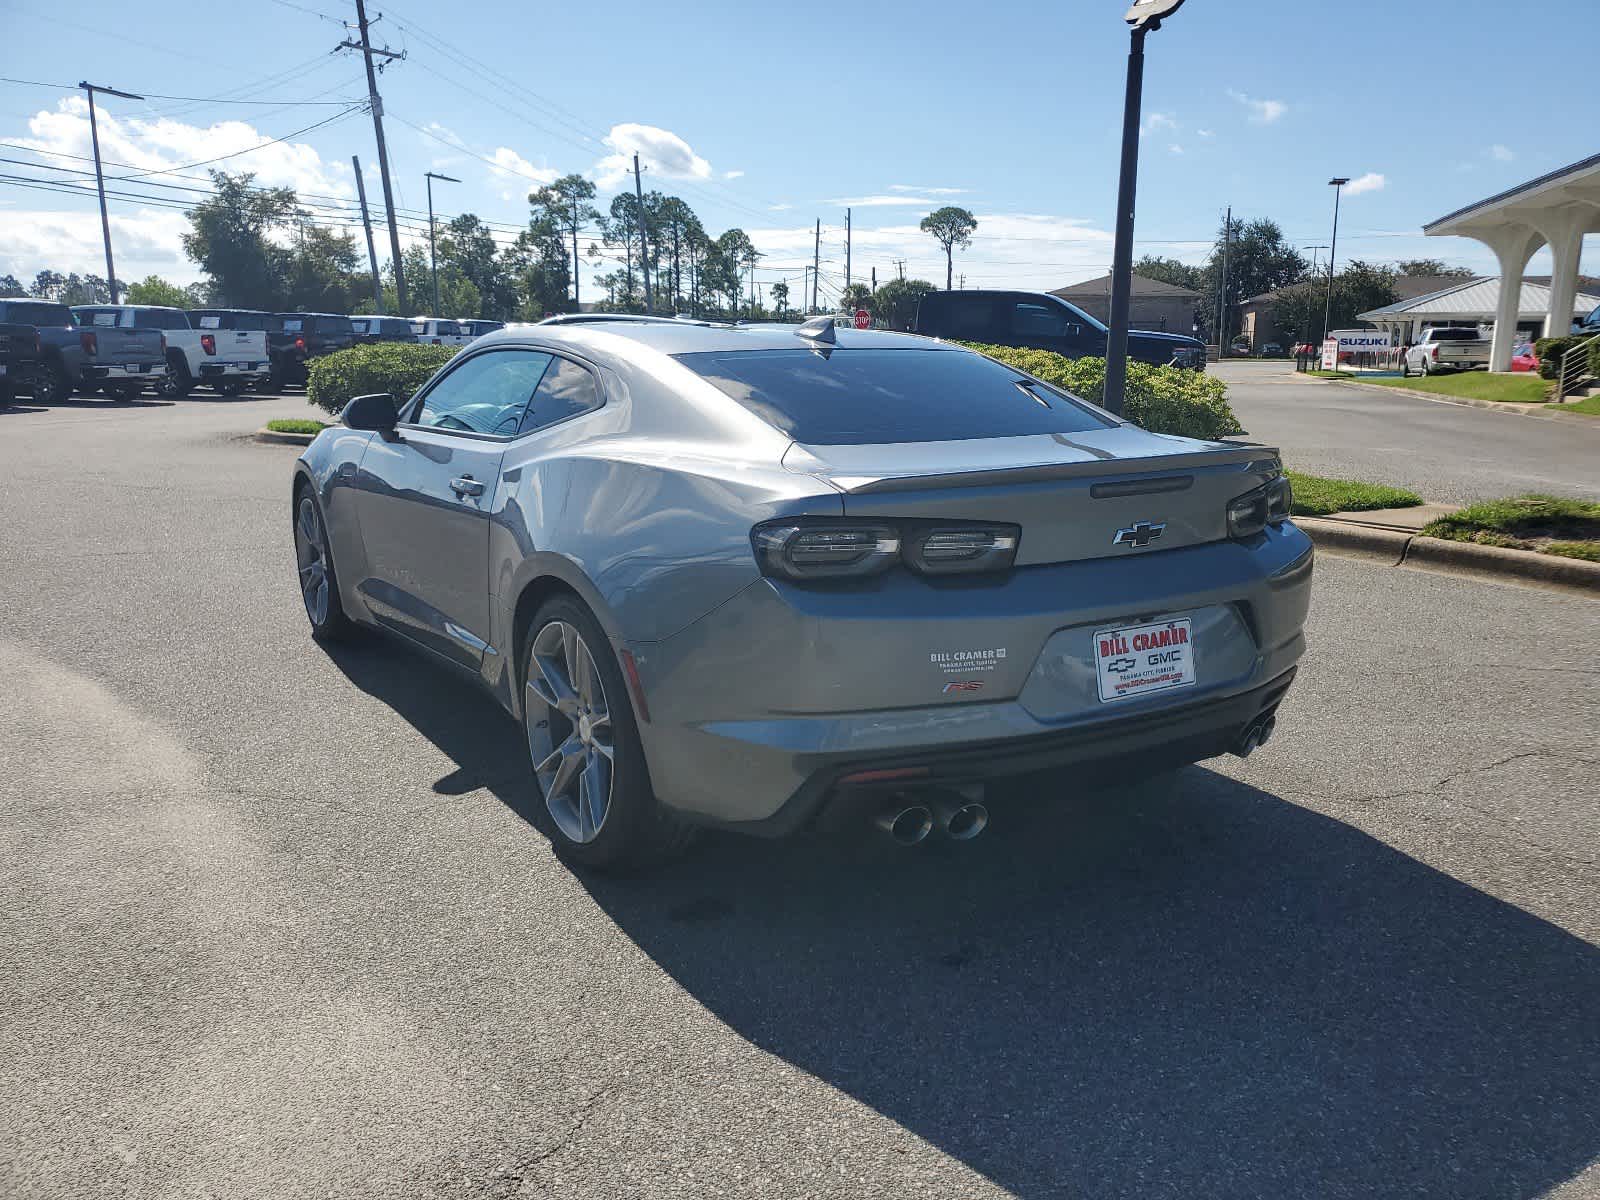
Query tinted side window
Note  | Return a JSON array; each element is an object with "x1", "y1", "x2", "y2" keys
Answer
[
  {"x1": 314, "y1": 316, "x2": 354, "y2": 335},
  {"x1": 134, "y1": 308, "x2": 190, "y2": 331},
  {"x1": 521, "y1": 357, "x2": 601, "y2": 434},
  {"x1": 415, "y1": 349, "x2": 552, "y2": 437},
  {"x1": 927, "y1": 296, "x2": 1000, "y2": 341},
  {"x1": 1012, "y1": 302, "x2": 1070, "y2": 340}
]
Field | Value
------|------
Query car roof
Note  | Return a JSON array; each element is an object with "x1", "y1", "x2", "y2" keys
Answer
[{"x1": 478, "y1": 319, "x2": 951, "y2": 356}]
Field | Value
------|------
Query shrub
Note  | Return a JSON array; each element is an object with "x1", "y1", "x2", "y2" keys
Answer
[
  {"x1": 306, "y1": 343, "x2": 458, "y2": 415},
  {"x1": 957, "y1": 344, "x2": 1245, "y2": 439},
  {"x1": 1533, "y1": 335, "x2": 1587, "y2": 381}
]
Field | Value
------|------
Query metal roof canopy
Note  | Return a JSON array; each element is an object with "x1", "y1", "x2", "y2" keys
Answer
[
  {"x1": 1423, "y1": 153, "x2": 1600, "y2": 369},
  {"x1": 1359, "y1": 277, "x2": 1600, "y2": 323}
]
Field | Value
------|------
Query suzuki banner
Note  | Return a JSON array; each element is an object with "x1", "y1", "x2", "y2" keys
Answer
[{"x1": 1331, "y1": 329, "x2": 1394, "y2": 354}]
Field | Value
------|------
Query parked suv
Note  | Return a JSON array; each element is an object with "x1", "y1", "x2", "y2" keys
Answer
[
  {"x1": 462, "y1": 319, "x2": 505, "y2": 339},
  {"x1": 273, "y1": 313, "x2": 357, "y2": 386},
  {"x1": 409, "y1": 317, "x2": 472, "y2": 347},
  {"x1": 351, "y1": 316, "x2": 418, "y2": 345},
  {"x1": 916, "y1": 290, "x2": 1207, "y2": 370},
  {"x1": 0, "y1": 320, "x2": 41, "y2": 406}
]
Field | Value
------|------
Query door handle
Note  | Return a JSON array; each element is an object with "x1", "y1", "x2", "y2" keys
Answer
[{"x1": 449, "y1": 475, "x2": 485, "y2": 498}]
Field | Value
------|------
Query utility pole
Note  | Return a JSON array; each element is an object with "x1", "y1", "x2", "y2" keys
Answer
[
  {"x1": 871, "y1": 265, "x2": 876, "y2": 291},
  {"x1": 632, "y1": 153, "x2": 653, "y2": 314},
  {"x1": 342, "y1": 0, "x2": 408, "y2": 312},
  {"x1": 424, "y1": 171, "x2": 459, "y2": 315},
  {"x1": 1215, "y1": 205, "x2": 1230, "y2": 357},
  {"x1": 79, "y1": 82, "x2": 143, "y2": 304},
  {"x1": 812, "y1": 219, "x2": 820, "y2": 313},
  {"x1": 352, "y1": 155, "x2": 382, "y2": 311},
  {"x1": 896, "y1": 259, "x2": 905, "y2": 281},
  {"x1": 845, "y1": 207, "x2": 852, "y2": 292}
]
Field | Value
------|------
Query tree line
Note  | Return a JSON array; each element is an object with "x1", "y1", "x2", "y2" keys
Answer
[
  {"x1": 1, "y1": 167, "x2": 981, "y2": 327},
  {"x1": 1132, "y1": 215, "x2": 1475, "y2": 345}
]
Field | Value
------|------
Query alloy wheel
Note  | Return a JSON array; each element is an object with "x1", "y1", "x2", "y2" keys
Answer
[
  {"x1": 525, "y1": 620, "x2": 614, "y2": 845},
  {"x1": 294, "y1": 496, "x2": 331, "y2": 625}
]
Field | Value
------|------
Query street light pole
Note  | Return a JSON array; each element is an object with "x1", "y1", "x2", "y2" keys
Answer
[
  {"x1": 424, "y1": 172, "x2": 460, "y2": 317},
  {"x1": 1322, "y1": 177, "x2": 1349, "y2": 343},
  {"x1": 79, "y1": 82, "x2": 144, "y2": 305},
  {"x1": 1104, "y1": 0, "x2": 1186, "y2": 416}
]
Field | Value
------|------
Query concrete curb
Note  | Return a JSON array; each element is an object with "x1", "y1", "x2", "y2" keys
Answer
[
  {"x1": 1297, "y1": 517, "x2": 1600, "y2": 595},
  {"x1": 254, "y1": 427, "x2": 320, "y2": 446},
  {"x1": 1314, "y1": 376, "x2": 1594, "y2": 422}
]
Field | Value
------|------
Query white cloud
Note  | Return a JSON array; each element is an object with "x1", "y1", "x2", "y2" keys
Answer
[
  {"x1": 1169, "y1": 144, "x2": 1184, "y2": 156},
  {"x1": 826, "y1": 195, "x2": 944, "y2": 208},
  {"x1": 0, "y1": 207, "x2": 195, "y2": 282},
  {"x1": 1489, "y1": 143, "x2": 1515, "y2": 162},
  {"x1": 1344, "y1": 172, "x2": 1386, "y2": 196},
  {"x1": 1227, "y1": 89, "x2": 1286, "y2": 124},
  {"x1": 768, "y1": 202, "x2": 793, "y2": 212},
  {"x1": 1197, "y1": 128, "x2": 1215, "y2": 139},
  {"x1": 487, "y1": 146, "x2": 558, "y2": 199},
  {"x1": 593, "y1": 123, "x2": 712, "y2": 188},
  {"x1": 723, "y1": 169, "x2": 745, "y2": 180},
  {"x1": 889, "y1": 184, "x2": 967, "y2": 195},
  {"x1": 1143, "y1": 111, "x2": 1178, "y2": 134},
  {"x1": 18, "y1": 96, "x2": 353, "y2": 198}
]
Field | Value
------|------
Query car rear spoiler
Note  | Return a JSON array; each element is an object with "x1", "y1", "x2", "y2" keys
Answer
[{"x1": 828, "y1": 446, "x2": 1281, "y2": 495}]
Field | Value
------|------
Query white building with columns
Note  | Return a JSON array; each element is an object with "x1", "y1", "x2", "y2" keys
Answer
[{"x1": 1423, "y1": 152, "x2": 1600, "y2": 371}]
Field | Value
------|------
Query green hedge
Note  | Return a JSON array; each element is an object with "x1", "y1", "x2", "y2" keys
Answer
[
  {"x1": 957, "y1": 344, "x2": 1244, "y2": 439},
  {"x1": 1532, "y1": 335, "x2": 1590, "y2": 381},
  {"x1": 306, "y1": 343, "x2": 459, "y2": 415}
]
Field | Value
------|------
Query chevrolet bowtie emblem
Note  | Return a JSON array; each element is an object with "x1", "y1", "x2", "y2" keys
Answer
[{"x1": 1113, "y1": 520, "x2": 1166, "y2": 548}]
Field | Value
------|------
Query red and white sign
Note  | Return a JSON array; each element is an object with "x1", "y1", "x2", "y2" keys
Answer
[
  {"x1": 854, "y1": 309, "x2": 870, "y2": 330},
  {"x1": 1092, "y1": 618, "x2": 1196, "y2": 703},
  {"x1": 1320, "y1": 339, "x2": 1339, "y2": 371}
]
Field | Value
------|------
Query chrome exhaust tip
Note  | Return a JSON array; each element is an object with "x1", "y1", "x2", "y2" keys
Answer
[
  {"x1": 875, "y1": 801, "x2": 934, "y2": 846},
  {"x1": 1232, "y1": 713, "x2": 1277, "y2": 759},
  {"x1": 931, "y1": 792, "x2": 989, "y2": 841}
]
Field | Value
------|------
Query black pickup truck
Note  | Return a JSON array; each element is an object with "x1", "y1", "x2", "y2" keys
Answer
[
  {"x1": 915, "y1": 289, "x2": 1207, "y2": 371},
  {"x1": 0, "y1": 322, "x2": 41, "y2": 406},
  {"x1": 272, "y1": 312, "x2": 357, "y2": 386}
]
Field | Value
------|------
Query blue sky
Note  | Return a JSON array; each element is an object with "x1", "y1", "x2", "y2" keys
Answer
[{"x1": 2, "y1": 0, "x2": 1595, "y2": 305}]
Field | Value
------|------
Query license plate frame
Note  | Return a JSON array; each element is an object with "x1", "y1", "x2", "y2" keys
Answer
[{"x1": 1092, "y1": 617, "x2": 1196, "y2": 703}]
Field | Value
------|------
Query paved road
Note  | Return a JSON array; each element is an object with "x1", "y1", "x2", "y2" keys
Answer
[
  {"x1": 1216, "y1": 361, "x2": 1600, "y2": 505},
  {"x1": 2, "y1": 393, "x2": 1598, "y2": 1199}
]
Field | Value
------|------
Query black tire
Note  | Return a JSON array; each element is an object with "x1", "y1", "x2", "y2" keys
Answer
[
  {"x1": 292, "y1": 484, "x2": 356, "y2": 643},
  {"x1": 34, "y1": 362, "x2": 72, "y2": 404},
  {"x1": 157, "y1": 353, "x2": 193, "y2": 398},
  {"x1": 0, "y1": 384, "x2": 13, "y2": 408},
  {"x1": 215, "y1": 378, "x2": 248, "y2": 397},
  {"x1": 521, "y1": 595, "x2": 693, "y2": 870}
]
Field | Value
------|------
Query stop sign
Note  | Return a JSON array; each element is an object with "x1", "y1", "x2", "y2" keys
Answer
[{"x1": 853, "y1": 309, "x2": 870, "y2": 330}]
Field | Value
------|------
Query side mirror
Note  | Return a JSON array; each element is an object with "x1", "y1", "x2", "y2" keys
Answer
[{"x1": 341, "y1": 392, "x2": 399, "y2": 435}]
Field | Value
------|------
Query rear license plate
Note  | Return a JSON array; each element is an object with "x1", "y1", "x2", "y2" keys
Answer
[{"x1": 1093, "y1": 618, "x2": 1196, "y2": 703}]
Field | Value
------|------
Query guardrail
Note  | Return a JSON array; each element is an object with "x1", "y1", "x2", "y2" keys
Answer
[{"x1": 1556, "y1": 333, "x2": 1598, "y2": 400}]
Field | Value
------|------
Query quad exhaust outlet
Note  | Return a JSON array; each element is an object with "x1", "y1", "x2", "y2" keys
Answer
[{"x1": 1232, "y1": 713, "x2": 1278, "y2": 759}]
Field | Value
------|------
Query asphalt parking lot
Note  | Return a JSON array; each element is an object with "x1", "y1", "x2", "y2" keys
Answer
[
  {"x1": 2, "y1": 390, "x2": 1597, "y2": 1199},
  {"x1": 1216, "y1": 361, "x2": 1600, "y2": 505}
]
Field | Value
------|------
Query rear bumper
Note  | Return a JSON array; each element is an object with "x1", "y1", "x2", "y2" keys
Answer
[
  {"x1": 199, "y1": 361, "x2": 270, "y2": 378},
  {"x1": 82, "y1": 363, "x2": 167, "y2": 381},
  {"x1": 736, "y1": 667, "x2": 1297, "y2": 837}
]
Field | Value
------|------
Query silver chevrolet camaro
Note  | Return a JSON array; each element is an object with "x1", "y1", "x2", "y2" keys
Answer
[{"x1": 291, "y1": 315, "x2": 1313, "y2": 866}]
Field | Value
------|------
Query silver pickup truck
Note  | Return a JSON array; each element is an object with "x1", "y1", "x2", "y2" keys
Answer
[
  {"x1": 0, "y1": 299, "x2": 167, "y2": 401},
  {"x1": 1401, "y1": 327, "x2": 1491, "y2": 376}
]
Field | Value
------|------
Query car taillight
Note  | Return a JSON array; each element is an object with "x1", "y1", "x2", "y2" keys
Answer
[
  {"x1": 80, "y1": 330, "x2": 97, "y2": 355},
  {"x1": 432, "y1": 337, "x2": 442, "y2": 345},
  {"x1": 295, "y1": 335, "x2": 306, "y2": 352},
  {"x1": 1227, "y1": 477, "x2": 1293, "y2": 539},
  {"x1": 1431, "y1": 345, "x2": 1439, "y2": 360},
  {"x1": 751, "y1": 519, "x2": 1019, "y2": 581},
  {"x1": 200, "y1": 333, "x2": 216, "y2": 355}
]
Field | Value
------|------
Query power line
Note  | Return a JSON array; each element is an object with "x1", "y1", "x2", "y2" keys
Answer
[
  {"x1": 0, "y1": 74, "x2": 358, "y2": 106},
  {"x1": 103, "y1": 107, "x2": 366, "y2": 182}
]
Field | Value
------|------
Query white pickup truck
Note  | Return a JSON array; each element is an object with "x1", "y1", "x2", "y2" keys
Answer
[
  {"x1": 1400, "y1": 327, "x2": 1491, "y2": 376},
  {"x1": 73, "y1": 305, "x2": 271, "y2": 396},
  {"x1": 409, "y1": 317, "x2": 473, "y2": 347}
]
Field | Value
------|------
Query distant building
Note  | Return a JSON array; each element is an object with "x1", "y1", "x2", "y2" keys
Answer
[
  {"x1": 1359, "y1": 277, "x2": 1600, "y2": 345},
  {"x1": 1050, "y1": 273, "x2": 1201, "y2": 334}
]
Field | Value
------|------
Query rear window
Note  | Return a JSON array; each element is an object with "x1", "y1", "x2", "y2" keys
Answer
[
  {"x1": 1430, "y1": 328, "x2": 1482, "y2": 341},
  {"x1": 382, "y1": 318, "x2": 412, "y2": 335},
  {"x1": 350, "y1": 319, "x2": 371, "y2": 334},
  {"x1": 313, "y1": 316, "x2": 354, "y2": 335},
  {"x1": 673, "y1": 347, "x2": 1114, "y2": 445},
  {"x1": 192, "y1": 310, "x2": 274, "y2": 332},
  {"x1": 0, "y1": 301, "x2": 72, "y2": 326},
  {"x1": 133, "y1": 308, "x2": 191, "y2": 331}
]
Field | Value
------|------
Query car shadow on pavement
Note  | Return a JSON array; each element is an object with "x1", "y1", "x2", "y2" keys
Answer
[
  {"x1": 580, "y1": 771, "x2": 1600, "y2": 1199},
  {"x1": 324, "y1": 641, "x2": 1600, "y2": 1198}
]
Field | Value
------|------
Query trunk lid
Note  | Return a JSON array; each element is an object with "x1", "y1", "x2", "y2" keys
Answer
[
  {"x1": 784, "y1": 431, "x2": 1281, "y2": 566},
  {"x1": 87, "y1": 327, "x2": 165, "y2": 363}
]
